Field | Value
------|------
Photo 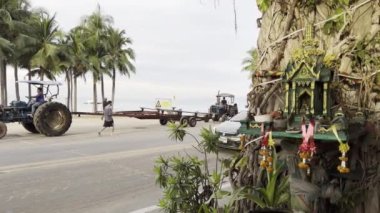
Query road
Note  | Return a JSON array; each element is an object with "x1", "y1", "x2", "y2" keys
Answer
[{"x1": 0, "y1": 116, "x2": 221, "y2": 213}]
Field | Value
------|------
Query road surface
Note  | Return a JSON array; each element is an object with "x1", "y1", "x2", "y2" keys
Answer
[{"x1": 0, "y1": 116, "x2": 224, "y2": 213}]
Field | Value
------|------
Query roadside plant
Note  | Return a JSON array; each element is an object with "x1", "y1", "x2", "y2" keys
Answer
[
  {"x1": 214, "y1": 145, "x2": 290, "y2": 211},
  {"x1": 251, "y1": 150, "x2": 290, "y2": 209},
  {"x1": 154, "y1": 122, "x2": 224, "y2": 212},
  {"x1": 154, "y1": 155, "x2": 210, "y2": 212}
]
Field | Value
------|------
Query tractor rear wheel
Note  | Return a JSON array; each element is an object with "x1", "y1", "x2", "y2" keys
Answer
[
  {"x1": 33, "y1": 102, "x2": 72, "y2": 136},
  {"x1": 0, "y1": 122, "x2": 7, "y2": 139},
  {"x1": 22, "y1": 122, "x2": 39, "y2": 133}
]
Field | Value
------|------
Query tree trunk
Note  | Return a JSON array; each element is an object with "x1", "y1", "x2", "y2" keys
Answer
[
  {"x1": 100, "y1": 73, "x2": 105, "y2": 109},
  {"x1": 70, "y1": 71, "x2": 74, "y2": 111},
  {"x1": 93, "y1": 74, "x2": 98, "y2": 113},
  {"x1": 0, "y1": 59, "x2": 5, "y2": 105},
  {"x1": 66, "y1": 70, "x2": 71, "y2": 110},
  {"x1": 14, "y1": 64, "x2": 20, "y2": 101},
  {"x1": 40, "y1": 66, "x2": 44, "y2": 81},
  {"x1": 74, "y1": 76, "x2": 77, "y2": 112},
  {"x1": 28, "y1": 68, "x2": 31, "y2": 98},
  {"x1": 112, "y1": 67, "x2": 116, "y2": 106}
]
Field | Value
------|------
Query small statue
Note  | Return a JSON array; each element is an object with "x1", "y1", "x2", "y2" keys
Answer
[{"x1": 299, "y1": 103, "x2": 310, "y2": 115}]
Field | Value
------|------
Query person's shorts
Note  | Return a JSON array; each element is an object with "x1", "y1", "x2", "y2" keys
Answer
[{"x1": 103, "y1": 120, "x2": 114, "y2": 127}]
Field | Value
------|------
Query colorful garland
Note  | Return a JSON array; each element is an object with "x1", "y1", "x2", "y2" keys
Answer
[
  {"x1": 259, "y1": 124, "x2": 275, "y2": 173},
  {"x1": 298, "y1": 119, "x2": 316, "y2": 175},
  {"x1": 332, "y1": 125, "x2": 350, "y2": 173}
]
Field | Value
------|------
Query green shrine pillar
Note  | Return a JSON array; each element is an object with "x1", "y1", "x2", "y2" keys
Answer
[
  {"x1": 292, "y1": 83, "x2": 296, "y2": 113},
  {"x1": 285, "y1": 83, "x2": 289, "y2": 114},
  {"x1": 323, "y1": 83, "x2": 328, "y2": 115}
]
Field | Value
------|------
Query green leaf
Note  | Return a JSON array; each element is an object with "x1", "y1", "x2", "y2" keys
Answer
[
  {"x1": 257, "y1": 0, "x2": 271, "y2": 12},
  {"x1": 212, "y1": 189, "x2": 231, "y2": 200},
  {"x1": 276, "y1": 192, "x2": 290, "y2": 206},
  {"x1": 277, "y1": 176, "x2": 289, "y2": 195},
  {"x1": 200, "y1": 127, "x2": 219, "y2": 153},
  {"x1": 210, "y1": 171, "x2": 221, "y2": 186},
  {"x1": 244, "y1": 193, "x2": 266, "y2": 208},
  {"x1": 167, "y1": 122, "x2": 186, "y2": 142}
]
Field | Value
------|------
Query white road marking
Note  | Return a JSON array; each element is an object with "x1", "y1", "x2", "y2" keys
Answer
[
  {"x1": 129, "y1": 205, "x2": 159, "y2": 213},
  {"x1": 0, "y1": 143, "x2": 194, "y2": 173}
]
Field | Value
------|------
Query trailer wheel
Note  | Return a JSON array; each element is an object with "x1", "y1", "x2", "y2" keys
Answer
[
  {"x1": 212, "y1": 115, "x2": 219, "y2": 122},
  {"x1": 159, "y1": 118, "x2": 168, "y2": 125},
  {"x1": 204, "y1": 115, "x2": 210, "y2": 123},
  {"x1": 0, "y1": 122, "x2": 7, "y2": 139},
  {"x1": 34, "y1": 102, "x2": 72, "y2": 136},
  {"x1": 189, "y1": 117, "x2": 197, "y2": 127},
  {"x1": 22, "y1": 122, "x2": 39, "y2": 133},
  {"x1": 180, "y1": 117, "x2": 189, "y2": 127}
]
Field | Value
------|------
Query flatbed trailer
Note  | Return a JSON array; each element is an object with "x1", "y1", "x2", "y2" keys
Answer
[{"x1": 72, "y1": 107, "x2": 211, "y2": 127}]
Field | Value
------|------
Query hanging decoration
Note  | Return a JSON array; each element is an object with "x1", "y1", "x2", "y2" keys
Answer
[
  {"x1": 298, "y1": 119, "x2": 316, "y2": 175},
  {"x1": 258, "y1": 124, "x2": 275, "y2": 173},
  {"x1": 331, "y1": 125, "x2": 350, "y2": 173}
]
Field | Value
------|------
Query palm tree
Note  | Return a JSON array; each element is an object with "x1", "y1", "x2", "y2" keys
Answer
[
  {"x1": 0, "y1": 37, "x2": 13, "y2": 105},
  {"x1": 66, "y1": 27, "x2": 89, "y2": 111},
  {"x1": 29, "y1": 12, "x2": 61, "y2": 81},
  {"x1": 242, "y1": 48, "x2": 258, "y2": 74},
  {"x1": 55, "y1": 36, "x2": 74, "y2": 109},
  {"x1": 0, "y1": 0, "x2": 31, "y2": 105},
  {"x1": 8, "y1": 5, "x2": 34, "y2": 101},
  {"x1": 81, "y1": 5, "x2": 113, "y2": 112},
  {"x1": 104, "y1": 27, "x2": 135, "y2": 106}
]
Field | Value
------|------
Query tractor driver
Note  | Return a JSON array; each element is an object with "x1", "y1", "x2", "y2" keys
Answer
[
  {"x1": 221, "y1": 97, "x2": 227, "y2": 105},
  {"x1": 220, "y1": 97, "x2": 227, "y2": 114},
  {"x1": 29, "y1": 87, "x2": 45, "y2": 114}
]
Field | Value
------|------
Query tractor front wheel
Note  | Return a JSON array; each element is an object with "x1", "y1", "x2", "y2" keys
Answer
[{"x1": 22, "y1": 122, "x2": 39, "y2": 134}]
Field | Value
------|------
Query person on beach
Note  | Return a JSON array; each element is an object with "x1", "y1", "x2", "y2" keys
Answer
[{"x1": 98, "y1": 101, "x2": 114, "y2": 136}]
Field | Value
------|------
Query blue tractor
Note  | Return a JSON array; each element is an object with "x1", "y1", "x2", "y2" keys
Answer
[{"x1": 0, "y1": 81, "x2": 72, "y2": 139}]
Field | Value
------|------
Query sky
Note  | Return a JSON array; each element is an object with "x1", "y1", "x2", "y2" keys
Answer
[{"x1": 10, "y1": 0, "x2": 261, "y2": 112}]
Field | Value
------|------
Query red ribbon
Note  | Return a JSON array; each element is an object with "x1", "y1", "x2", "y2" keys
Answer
[{"x1": 260, "y1": 123, "x2": 269, "y2": 146}]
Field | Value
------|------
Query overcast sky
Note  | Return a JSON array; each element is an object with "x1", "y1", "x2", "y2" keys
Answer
[{"x1": 13, "y1": 0, "x2": 261, "y2": 111}]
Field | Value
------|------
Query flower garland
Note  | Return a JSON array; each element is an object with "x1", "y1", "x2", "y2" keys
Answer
[
  {"x1": 331, "y1": 125, "x2": 350, "y2": 173},
  {"x1": 259, "y1": 124, "x2": 275, "y2": 173},
  {"x1": 298, "y1": 119, "x2": 316, "y2": 175}
]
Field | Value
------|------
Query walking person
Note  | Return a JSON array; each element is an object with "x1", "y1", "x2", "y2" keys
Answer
[{"x1": 98, "y1": 101, "x2": 114, "y2": 136}]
